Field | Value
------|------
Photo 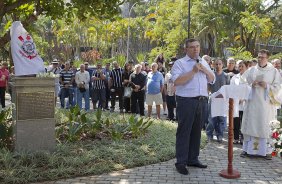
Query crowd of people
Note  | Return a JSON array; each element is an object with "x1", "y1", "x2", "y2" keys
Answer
[{"x1": 46, "y1": 54, "x2": 177, "y2": 120}]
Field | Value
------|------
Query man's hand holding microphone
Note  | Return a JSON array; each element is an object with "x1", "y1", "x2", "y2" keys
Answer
[{"x1": 192, "y1": 59, "x2": 209, "y2": 74}]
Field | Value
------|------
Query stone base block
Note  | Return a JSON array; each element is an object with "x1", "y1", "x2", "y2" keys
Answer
[{"x1": 15, "y1": 118, "x2": 56, "y2": 152}]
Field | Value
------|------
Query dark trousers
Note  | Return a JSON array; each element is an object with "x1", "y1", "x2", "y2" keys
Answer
[
  {"x1": 105, "y1": 85, "x2": 110, "y2": 109},
  {"x1": 0, "y1": 87, "x2": 6, "y2": 108},
  {"x1": 131, "y1": 91, "x2": 145, "y2": 116},
  {"x1": 166, "y1": 95, "x2": 176, "y2": 120},
  {"x1": 124, "y1": 97, "x2": 131, "y2": 112},
  {"x1": 110, "y1": 87, "x2": 124, "y2": 110},
  {"x1": 234, "y1": 111, "x2": 243, "y2": 140},
  {"x1": 175, "y1": 96, "x2": 206, "y2": 165}
]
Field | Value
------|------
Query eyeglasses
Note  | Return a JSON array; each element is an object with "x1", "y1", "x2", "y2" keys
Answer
[
  {"x1": 187, "y1": 45, "x2": 200, "y2": 49},
  {"x1": 258, "y1": 56, "x2": 267, "y2": 59}
]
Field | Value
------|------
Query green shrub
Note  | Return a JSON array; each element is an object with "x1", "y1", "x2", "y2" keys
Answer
[
  {"x1": 56, "y1": 105, "x2": 87, "y2": 142},
  {"x1": 55, "y1": 107, "x2": 154, "y2": 142},
  {"x1": 0, "y1": 107, "x2": 13, "y2": 149},
  {"x1": 85, "y1": 108, "x2": 104, "y2": 137}
]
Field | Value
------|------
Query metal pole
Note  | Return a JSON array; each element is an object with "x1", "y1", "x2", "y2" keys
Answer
[
  {"x1": 126, "y1": 2, "x2": 138, "y2": 63},
  {"x1": 188, "y1": 0, "x2": 191, "y2": 38}
]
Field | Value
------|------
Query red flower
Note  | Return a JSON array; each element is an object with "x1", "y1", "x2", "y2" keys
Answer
[
  {"x1": 272, "y1": 151, "x2": 277, "y2": 157},
  {"x1": 273, "y1": 132, "x2": 279, "y2": 139}
]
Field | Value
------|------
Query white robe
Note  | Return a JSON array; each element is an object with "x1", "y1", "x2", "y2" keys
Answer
[
  {"x1": 230, "y1": 73, "x2": 247, "y2": 117},
  {"x1": 241, "y1": 63, "x2": 281, "y2": 156}
]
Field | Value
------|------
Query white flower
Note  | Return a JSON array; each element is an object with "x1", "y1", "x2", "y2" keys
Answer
[
  {"x1": 36, "y1": 72, "x2": 57, "y2": 78},
  {"x1": 270, "y1": 120, "x2": 281, "y2": 129}
]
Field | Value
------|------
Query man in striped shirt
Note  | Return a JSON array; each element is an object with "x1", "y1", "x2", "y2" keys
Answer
[
  {"x1": 59, "y1": 62, "x2": 75, "y2": 108},
  {"x1": 91, "y1": 62, "x2": 106, "y2": 110},
  {"x1": 109, "y1": 61, "x2": 124, "y2": 113}
]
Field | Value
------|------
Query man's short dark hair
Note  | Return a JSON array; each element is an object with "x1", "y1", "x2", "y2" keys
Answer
[
  {"x1": 184, "y1": 38, "x2": 200, "y2": 48},
  {"x1": 171, "y1": 57, "x2": 178, "y2": 62},
  {"x1": 258, "y1": 49, "x2": 270, "y2": 57},
  {"x1": 239, "y1": 60, "x2": 249, "y2": 68},
  {"x1": 251, "y1": 58, "x2": 258, "y2": 63}
]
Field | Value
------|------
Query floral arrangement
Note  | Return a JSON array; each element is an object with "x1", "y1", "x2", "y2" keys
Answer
[
  {"x1": 36, "y1": 72, "x2": 60, "y2": 78},
  {"x1": 270, "y1": 120, "x2": 282, "y2": 157}
]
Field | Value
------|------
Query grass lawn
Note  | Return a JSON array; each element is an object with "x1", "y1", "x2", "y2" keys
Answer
[{"x1": 0, "y1": 111, "x2": 207, "y2": 184}]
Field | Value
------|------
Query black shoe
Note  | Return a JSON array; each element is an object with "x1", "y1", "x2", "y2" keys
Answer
[
  {"x1": 240, "y1": 151, "x2": 248, "y2": 158},
  {"x1": 187, "y1": 162, "x2": 207, "y2": 168},
  {"x1": 175, "y1": 164, "x2": 189, "y2": 175}
]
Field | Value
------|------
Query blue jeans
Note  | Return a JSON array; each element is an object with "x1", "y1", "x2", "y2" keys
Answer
[
  {"x1": 206, "y1": 116, "x2": 226, "y2": 139},
  {"x1": 175, "y1": 96, "x2": 206, "y2": 166},
  {"x1": 60, "y1": 87, "x2": 73, "y2": 108},
  {"x1": 201, "y1": 97, "x2": 209, "y2": 129},
  {"x1": 77, "y1": 88, "x2": 90, "y2": 111},
  {"x1": 66, "y1": 87, "x2": 77, "y2": 108},
  {"x1": 73, "y1": 87, "x2": 77, "y2": 106}
]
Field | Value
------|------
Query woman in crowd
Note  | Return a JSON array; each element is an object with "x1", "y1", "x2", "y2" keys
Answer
[{"x1": 123, "y1": 62, "x2": 133, "y2": 113}]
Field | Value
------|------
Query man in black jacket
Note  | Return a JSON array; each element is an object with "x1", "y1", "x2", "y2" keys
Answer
[{"x1": 129, "y1": 64, "x2": 147, "y2": 116}]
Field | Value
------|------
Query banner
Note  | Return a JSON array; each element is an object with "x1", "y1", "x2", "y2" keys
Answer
[{"x1": 10, "y1": 21, "x2": 45, "y2": 76}]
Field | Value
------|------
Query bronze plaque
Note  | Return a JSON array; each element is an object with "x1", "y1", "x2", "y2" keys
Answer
[{"x1": 17, "y1": 92, "x2": 55, "y2": 120}]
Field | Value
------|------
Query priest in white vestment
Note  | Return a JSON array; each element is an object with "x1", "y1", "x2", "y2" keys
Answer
[{"x1": 240, "y1": 49, "x2": 282, "y2": 159}]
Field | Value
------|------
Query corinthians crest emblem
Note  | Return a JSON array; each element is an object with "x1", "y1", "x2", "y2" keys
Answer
[{"x1": 18, "y1": 34, "x2": 37, "y2": 59}]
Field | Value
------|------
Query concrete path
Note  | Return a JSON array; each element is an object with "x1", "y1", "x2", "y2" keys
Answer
[{"x1": 35, "y1": 140, "x2": 282, "y2": 184}]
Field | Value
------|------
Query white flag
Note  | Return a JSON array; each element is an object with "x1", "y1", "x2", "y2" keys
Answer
[{"x1": 10, "y1": 21, "x2": 45, "y2": 76}]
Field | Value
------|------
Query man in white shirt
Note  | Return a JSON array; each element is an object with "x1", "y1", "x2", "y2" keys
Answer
[
  {"x1": 171, "y1": 38, "x2": 215, "y2": 175},
  {"x1": 75, "y1": 64, "x2": 90, "y2": 111}
]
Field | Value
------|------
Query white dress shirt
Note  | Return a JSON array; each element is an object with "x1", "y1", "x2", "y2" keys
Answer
[{"x1": 171, "y1": 55, "x2": 215, "y2": 97}]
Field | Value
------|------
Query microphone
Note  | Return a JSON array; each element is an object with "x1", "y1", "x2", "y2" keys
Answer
[{"x1": 196, "y1": 59, "x2": 200, "y2": 63}]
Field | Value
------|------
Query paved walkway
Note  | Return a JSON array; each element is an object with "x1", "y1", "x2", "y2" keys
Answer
[{"x1": 35, "y1": 139, "x2": 282, "y2": 184}]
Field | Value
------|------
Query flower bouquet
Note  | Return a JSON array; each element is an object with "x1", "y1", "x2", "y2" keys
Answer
[{"x1": 270, "y1": 120, "x2": 282, "y2": 157}]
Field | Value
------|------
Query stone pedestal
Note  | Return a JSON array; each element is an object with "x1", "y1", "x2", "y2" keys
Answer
[{"x1": 10, "y1": 77, "x2": 56, "y2": 152}]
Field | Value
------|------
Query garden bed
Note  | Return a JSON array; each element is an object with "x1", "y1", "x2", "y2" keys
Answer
[{"x1": 0, "y1": 108, "x2": 207, "y2": 184}]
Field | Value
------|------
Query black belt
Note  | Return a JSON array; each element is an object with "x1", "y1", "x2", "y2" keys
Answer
[{"x1": 191, "y1": 96, "x2": 207, "y2": 100}]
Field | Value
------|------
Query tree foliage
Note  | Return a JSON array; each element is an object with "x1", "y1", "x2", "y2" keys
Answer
[
  {"x1": 0, "y1": 0, "x2": 124, "y2": 50},
  {"x1": 191, "y1": 0, "x2": 281, "y2": 56},
  {"x1": 1, "y1": 0, "x2": 281, "y2": 63}
]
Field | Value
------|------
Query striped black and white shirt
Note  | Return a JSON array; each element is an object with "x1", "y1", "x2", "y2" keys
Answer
[
  {"x1": 110, "y1": 68, "x2": 123, "y2": 88},
  {"x1": 60, "y1": 69, "x2": 74, "y2": 87},
  {"x1": 92, "y1": 70, "x2": 106, "y2": 89}
]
